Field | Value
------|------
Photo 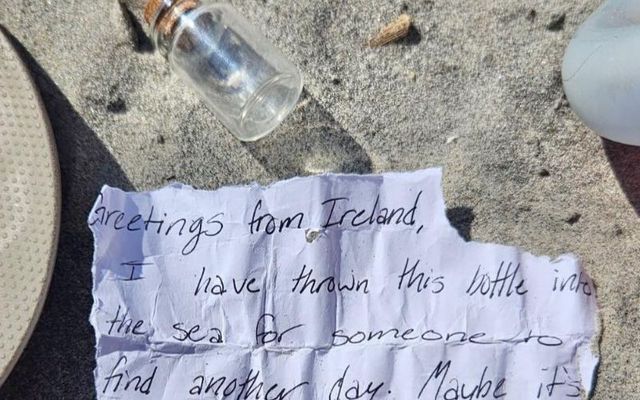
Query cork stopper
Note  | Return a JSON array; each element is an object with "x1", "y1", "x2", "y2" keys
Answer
[
  {"x1": 143, "y1": 0, "x2": 165, "y2": 25},
  {"x1": 144, "y1": 0, "x2": 200, "y2": 37}
]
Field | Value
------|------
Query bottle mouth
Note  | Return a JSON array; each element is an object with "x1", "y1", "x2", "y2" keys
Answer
[{"x1": 239, "y1": 74, "x2": 304, "y2": 141}]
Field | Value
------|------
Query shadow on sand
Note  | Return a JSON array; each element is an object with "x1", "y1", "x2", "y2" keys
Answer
[
  {"x1": 243, "y1": 89, "x2": 372, "y2": 178},
  {"x1": 603, "y1": 138, "x2": 640, "y2": 216}
]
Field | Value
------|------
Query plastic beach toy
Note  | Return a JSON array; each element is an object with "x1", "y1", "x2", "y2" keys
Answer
[{"x1": 562, "y1": 0, "x2": 640, "y2": 145}]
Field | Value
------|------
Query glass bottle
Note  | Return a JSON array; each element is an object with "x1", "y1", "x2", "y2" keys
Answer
[{"x1": 144, "y1": 0, "x2": 303, "y2": 141}]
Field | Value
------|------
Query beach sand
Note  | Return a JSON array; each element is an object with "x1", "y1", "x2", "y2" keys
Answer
[{"x1": 1, "y1": 0, "x2": 638, "y2": 398}]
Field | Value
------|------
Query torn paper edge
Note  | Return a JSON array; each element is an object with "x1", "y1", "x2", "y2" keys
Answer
[{"x1": 87, "y1": 167, "x2": 601, "y2": 398}]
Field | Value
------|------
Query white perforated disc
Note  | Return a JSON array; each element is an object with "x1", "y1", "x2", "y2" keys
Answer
[{"x1": 0, "y1": 29, "x2": 60, "y2": 386}]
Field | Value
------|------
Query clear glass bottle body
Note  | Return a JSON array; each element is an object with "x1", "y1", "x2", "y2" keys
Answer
[{"x1": 152, "y1": 1, "x2": 303, "y2": 141}]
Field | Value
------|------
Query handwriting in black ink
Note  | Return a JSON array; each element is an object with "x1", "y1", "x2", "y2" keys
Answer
[
  {"x1": 397, "y1": 257, "x2": 445, "y2": 294},
  {"x1": 194, "y1": 266, "x2": 261, "y2": 296},
  {"x1": 466, "y1": 262, "x2": 528, "y2": 298},
  {"x1": 248, "y1": 199, "x2": 305, "y2": 234},
  {"x1": 331, "y1": 326, "x2": 562, "y2": 348},
  {"x1": 172, "y1": 322, "x2": 223, "y2": 344},
  {"x1": 190, "y1": 368, "x2": 308, "y2": 399},
  {"x1": 536, "y1": 366, "x2": 581, "y2": 398},
  {"x1": 552, "y1": 269, "x2": 592, "y2": 296},
  {"x1": 320, "y1": 191, "x2": 423, "y2": 230},
  {"x1": 329, "y1": 365, "x2": 386, "y2": 400},
  {"x1": 418, "y1": 360, "x2": 506, "y2": 399},
  {"x1": 255, "y1": 313, "x2": 304, "y2": 346},
  {"x1": 102, "y1": 356, "x2": 157, "y2": 395},
  {"x1": 106, "y1": 305, "x2": 146, "y2": 336},
  {"x1": 291, "y1": 264, "x2": 370, "y2": 295},
  {"x1": 89, "y1": 193, "x2": 224, "y2": 255},
  {"x1": 331, "y1": 327, "x2": 490, "y2": 347},
  {"x1": 120, "y1": 260, "x2": 152, "y2": 281}
]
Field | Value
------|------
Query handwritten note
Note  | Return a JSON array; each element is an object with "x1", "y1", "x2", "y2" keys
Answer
[{"x1": 89, "y1": 169, "x2": 599, "y2": 399}]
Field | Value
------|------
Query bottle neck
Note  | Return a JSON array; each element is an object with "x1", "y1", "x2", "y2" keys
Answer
[{"x1": 145, "y1": 0, "x2": 200, "y2": 56}]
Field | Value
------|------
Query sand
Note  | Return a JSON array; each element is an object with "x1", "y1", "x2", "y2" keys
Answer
[{"x1": 0, "y1": 0, "x2": 638, "y2": 398}]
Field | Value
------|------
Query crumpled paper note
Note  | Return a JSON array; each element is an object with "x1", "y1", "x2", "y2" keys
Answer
[{"x1": 89, "y1": 169, "x2": 599, "y2": 399}]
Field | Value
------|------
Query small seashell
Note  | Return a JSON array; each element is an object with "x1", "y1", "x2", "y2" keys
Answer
[{"x1": 368, "y1": 14, "x2": 413, "y2": 47}]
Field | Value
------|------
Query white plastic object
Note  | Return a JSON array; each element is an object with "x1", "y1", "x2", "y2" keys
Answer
[
  {"x1": 0, "y1": 29, "x2": 60, "y2": 386},
  {"x1": 562, "y1": 0, "x2": 640, "y2": 145}
]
